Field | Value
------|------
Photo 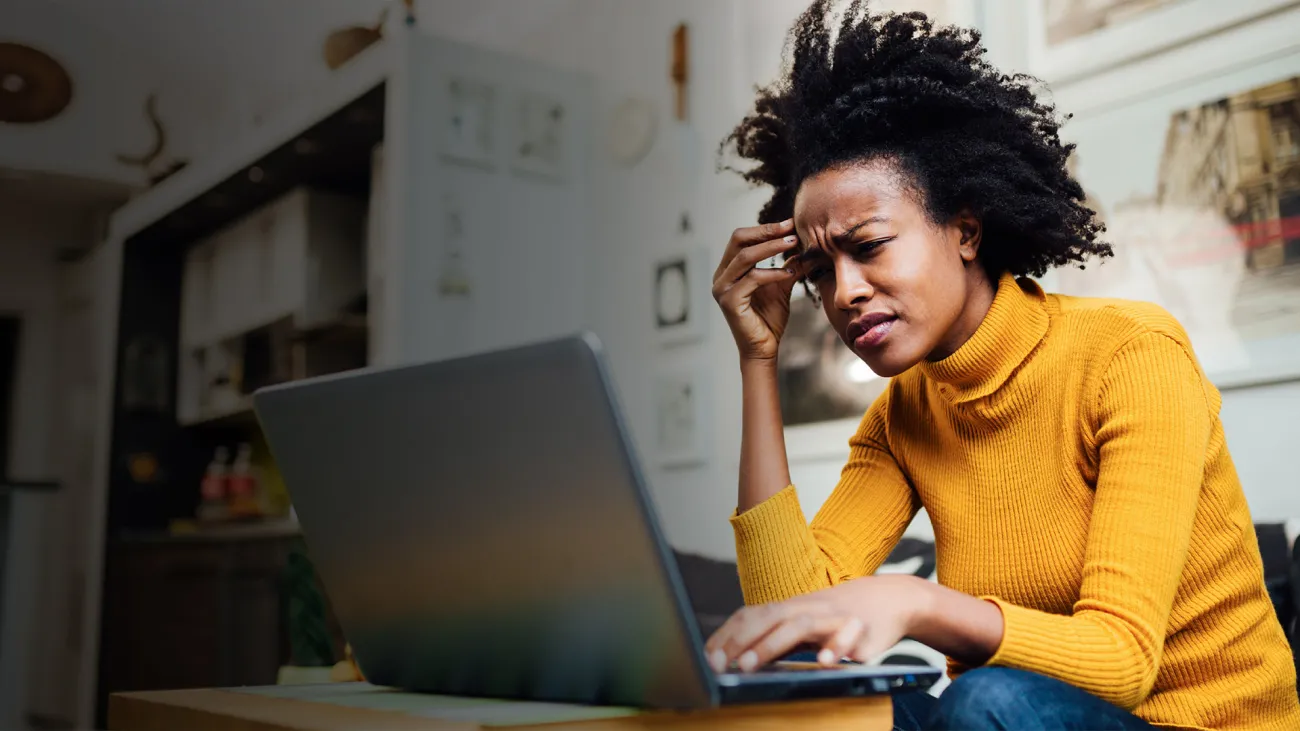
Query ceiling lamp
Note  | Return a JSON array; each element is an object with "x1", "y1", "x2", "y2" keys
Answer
[{"x1": 0, "y1": 42, "x2": 72, "y2": 124}]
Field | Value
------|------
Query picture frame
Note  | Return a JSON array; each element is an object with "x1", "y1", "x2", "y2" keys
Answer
[
  {"x1": 653, "y1": 246, "x2": 711, "y2": 347},
  {"x1": 1023, "y1": 0, "x2": 1300, "y2": 86},
  {"x1": 440, "y1": 75, "x2": 498, "y2": 169},
  {"x1": 652, "y1": 363, "x2": 709, "y2": 468},
  {"x1": 1056, "y1": 54, "x2": 1300, "y2": 390},
  {"x1": 509, "y1": 91, "x2": 570, "y2": 182}
]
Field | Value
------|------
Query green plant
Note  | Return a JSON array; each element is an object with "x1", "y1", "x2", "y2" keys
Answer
[{"x1": 281, "y1": 538, "x2": 336, "y2": 667}]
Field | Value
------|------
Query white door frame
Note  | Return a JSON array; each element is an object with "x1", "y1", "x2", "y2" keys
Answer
[{"x1": 71, "y1": 236, "x2": 124, "y2": 731}]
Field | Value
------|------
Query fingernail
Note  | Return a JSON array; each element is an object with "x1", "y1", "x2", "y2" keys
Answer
[
  {"x1": 784, "y1": 266, "x2": 797, "y2": 275},
  {"x1": 780, "y1": 218, "x2": 793, "y2": 226},
  {"x1": 738, "y1": 651, "x2": 758, "y2": 672},
  {"x1": 818, "y1": 648, "x2": 835, "y2": 665},
  {"x1": 709, "y1": 649, "x2": 727, "y2": 672},
  {"x1": 783, "y1": 235, "x2": 796, "y2": 243}
]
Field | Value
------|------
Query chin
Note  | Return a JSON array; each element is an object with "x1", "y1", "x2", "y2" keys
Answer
[
  {"x1": 857, "y1": 351, "x2": 913, "y2": 379},
  {"x1": 855, "y1": 338, "x2": 927, "y2": 378}
]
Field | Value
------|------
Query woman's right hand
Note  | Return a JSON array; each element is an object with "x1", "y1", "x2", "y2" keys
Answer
[{"x1": 712, "y1": 219, "x2": 803, "y2": 363}]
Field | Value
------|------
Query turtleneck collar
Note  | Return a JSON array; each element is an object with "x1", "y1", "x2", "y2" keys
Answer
[{"x1": 918, "y1": 272, "x2": 1049, "y2": 402}]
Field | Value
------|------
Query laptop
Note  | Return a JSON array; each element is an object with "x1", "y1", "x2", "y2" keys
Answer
[{"x1": 252, "y1": 332, "x2": 940, "y2": 709}]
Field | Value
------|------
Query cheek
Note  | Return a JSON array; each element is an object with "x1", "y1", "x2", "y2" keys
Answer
[
  {"x1": 882, "y1": 236, "x2": 966, "y2": 332},
  {"x1": 889, "y1": 234, "x2": 950, "y2": 283},
  {"x1": 820, "y1": 298, "x2": 847, "y2": 333},
  {"x1": 877, "y1": 236, "x2": 946, "y2": 308}
]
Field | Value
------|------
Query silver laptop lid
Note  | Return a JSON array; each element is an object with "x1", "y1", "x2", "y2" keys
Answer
[{"x1": 253, "y1": 333, "x2": 716, "y2": 708}]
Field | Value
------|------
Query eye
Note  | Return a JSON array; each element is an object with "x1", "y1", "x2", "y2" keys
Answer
[
  {"x1": 805, "y1": 264, "x2": 831, "y2": 283},
  {"x1": 855, "y1": 237, "x2": 893, "y2": 256}
]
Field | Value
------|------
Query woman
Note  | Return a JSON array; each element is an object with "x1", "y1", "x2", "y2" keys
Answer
[{"x1": 706, "y1": 3, "x2": 1300, "y2": 730}]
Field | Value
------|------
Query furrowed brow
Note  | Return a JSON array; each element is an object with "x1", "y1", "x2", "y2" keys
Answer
[{"x1": 829, "y1": 216, "x2": 891, "y2": 248}]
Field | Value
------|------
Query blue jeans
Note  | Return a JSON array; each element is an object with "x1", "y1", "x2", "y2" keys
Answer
[{"x1": 892, "y1": 667, "x2": 1154, "y2": 730}]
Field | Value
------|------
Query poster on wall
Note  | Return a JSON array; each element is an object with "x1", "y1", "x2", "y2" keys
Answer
[
  {"x1": 1060, "y1": 70, "x2": 1300, "y2": 385},
  {"x1": 778, "y1": 289, "x2": 889, "y2": 427},
  {"x1": 653, "y1": 365, "x2": 708, "y2": 468},
  {"x1": 1026, "y1": 0, "x2": 1298, "y2": 86}
]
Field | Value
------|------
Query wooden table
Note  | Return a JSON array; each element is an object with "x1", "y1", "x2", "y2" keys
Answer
[{"x1": 108, "y1": 682, "x2": 893, "y2": 730}]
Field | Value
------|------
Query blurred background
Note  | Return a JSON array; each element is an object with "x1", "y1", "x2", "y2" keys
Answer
[{"x1": 0, "y1": 0, "x2": 1298, "y2": 728}]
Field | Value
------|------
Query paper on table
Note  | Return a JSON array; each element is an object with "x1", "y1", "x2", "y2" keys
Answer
[{"x1": 230, "y1": 683, "x2": 640, "y2": 726}]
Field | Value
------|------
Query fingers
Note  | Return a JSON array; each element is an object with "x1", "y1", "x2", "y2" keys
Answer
[
  {"x1": 712, "y1": 237, "x2": 801, "y2": 302},
  {"x1": 740, "y1": 613, "x2": 846, "y2": 672},
  {"x1": 817, "y1": 618, "x2": 866, "y2": 666},
  {"x1": 705, "y1": 604, "x2": 786, "y2": 672},
  {"x1": 714, "y1": 219, "x2": 796, "y2": 281},
  {"x1": 850, "y1": 629, "x2": 896, "y2": 667},
  {"x1": 717, "y1": 235, "x2": 800, "y2": 288},
  {"x1": 705, "y1": 603, "x2": 854, "y2": 673},
  {"x1": 722, "y1": 267, "x2": 799, "y2": 304},
  {"x1": 714, "y1": 254, "x2": 805, "y2": 314}
]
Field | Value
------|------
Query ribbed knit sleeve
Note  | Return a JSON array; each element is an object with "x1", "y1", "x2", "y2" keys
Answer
[
  {"x1": 731, "y1": 392, "x2": 920, "y2": 605},
  {"x1": 983, "y1": 331, "x2": 1211, "y2": 709}
]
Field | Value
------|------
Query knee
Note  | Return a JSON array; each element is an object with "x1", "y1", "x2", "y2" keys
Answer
[{"x1": 932, "y1": 667, "x2": 1043, "y2": 729}]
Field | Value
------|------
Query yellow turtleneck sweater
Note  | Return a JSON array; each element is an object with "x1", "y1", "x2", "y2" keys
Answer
[{"x1": 731, "y1": 273, "x2": 1300, "y2": 730}]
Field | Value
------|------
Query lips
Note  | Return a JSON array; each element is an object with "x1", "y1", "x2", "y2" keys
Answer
[{"x1": 847, "y1": 312, "x2": 898, "y2": 349}]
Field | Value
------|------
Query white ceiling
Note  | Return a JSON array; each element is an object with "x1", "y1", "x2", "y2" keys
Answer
[
  {"x1": 0, "y1": 0, "x2": 603, "y2": 187},
  {"x1": 30, "y1": 0, "x2": 596, "y2": 93}
]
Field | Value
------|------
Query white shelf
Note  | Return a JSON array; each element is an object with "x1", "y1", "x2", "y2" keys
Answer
[
  {"x1": 176, "y1": 186, "x2": 367, "y2": 427},
  {"x1": 105, "y1": 38, "x2": 394, "y2": 247}
]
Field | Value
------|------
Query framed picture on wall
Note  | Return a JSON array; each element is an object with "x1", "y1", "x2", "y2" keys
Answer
[
  {"x1": 1024, "y1": 0, "x2": 1299, "y2": 85},
  {"x1": 1041, "y1": 0, "x2": 1184, "y2": 47},
  {"x1": 653, "y1": 247, "x2": 711, "y2": 347},
  {"x1": 1058, "y1": 58, "x2": 1300, "y2": 388},
  {"x1": 653, "y1": 364, "x2": 709, "y2": 468}
]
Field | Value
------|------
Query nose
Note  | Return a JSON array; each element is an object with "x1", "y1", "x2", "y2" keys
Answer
[{"x1": 832, "y1": 257, "x2": 873, "y2": 312}]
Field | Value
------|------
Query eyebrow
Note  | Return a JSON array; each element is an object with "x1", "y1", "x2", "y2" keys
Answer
[
  {"x1": 796, "y1": 215, "x2": 893, "y2": 259},
  {"x1": 829, "y1": 216, "x2": 892, "y2": 247}
]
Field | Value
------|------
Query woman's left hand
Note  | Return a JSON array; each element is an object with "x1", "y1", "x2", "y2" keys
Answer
[{"x1": 704, "y1": 575, "x2": 933, "y2": 673}]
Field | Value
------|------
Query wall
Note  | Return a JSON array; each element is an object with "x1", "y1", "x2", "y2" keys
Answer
[
  {"x1": 578, "y1": 0, "x2": 768, "y2": 560},
  {"x1": 0, "y1": 195, "x2": 102, "y2": 727},
  {"x1": 0, "y1": 202, "x2": 60, "y2": 731},
  {"x1": 0, "y1": 198, "x2": 63, "y2": 538},
  {"x1": 1220, "y1": 381, "x2": 1300, "y2": 519}
]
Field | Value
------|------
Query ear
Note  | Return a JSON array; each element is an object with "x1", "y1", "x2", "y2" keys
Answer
[{"x1": 952, "y1": 209, "x2": 982, "y2": 263}]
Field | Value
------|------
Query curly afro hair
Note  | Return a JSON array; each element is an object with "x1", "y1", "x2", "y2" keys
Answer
[{"x1": 720, "y1": 0, "x2": 1110, "y2": 280}]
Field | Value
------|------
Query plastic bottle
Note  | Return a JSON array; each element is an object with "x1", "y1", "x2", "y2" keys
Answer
[
  {"x1": 228, "y1": 442, "x2": 262, "y2": 519},
  {"x1": 198, "y1": 446, "x2": 230, "y2": 522}
]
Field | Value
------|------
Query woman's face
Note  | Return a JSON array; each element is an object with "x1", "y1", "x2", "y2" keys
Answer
[{"x1": 791, "y1": 160, "x2": 992, "y2": 378}]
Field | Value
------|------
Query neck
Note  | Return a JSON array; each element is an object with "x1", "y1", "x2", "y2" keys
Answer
[{"x1": 927, "y1": 266, "x2": 997, "y2": 362}]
